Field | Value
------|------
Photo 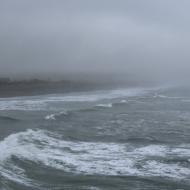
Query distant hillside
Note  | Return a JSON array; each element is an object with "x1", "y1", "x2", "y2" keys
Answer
[{"x1": 0, "y1": 78, "x2": 118, "y2": 97}]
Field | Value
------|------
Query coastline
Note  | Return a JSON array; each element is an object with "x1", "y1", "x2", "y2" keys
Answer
[
  {"x1": 0, "y1": 79, "x2": 125, "y2": 98},
  {"x1": 0, "y1": 82, "x2": 93, "y2": 98}
]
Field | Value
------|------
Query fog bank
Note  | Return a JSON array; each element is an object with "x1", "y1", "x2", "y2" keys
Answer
[{"x1": 1, "y1": 0, "x2": 190, "y2": 84}]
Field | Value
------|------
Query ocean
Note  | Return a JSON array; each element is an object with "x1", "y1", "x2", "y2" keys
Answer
[{"x1": 0, "y1": 86, "x2": 190, "y2": 190}]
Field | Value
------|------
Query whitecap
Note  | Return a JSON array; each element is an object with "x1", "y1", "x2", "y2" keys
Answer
[
  {"x1": 44, "y1": 111, "x2": 68, "y2": 120},
  {"x1": 95, "y1": 103, "x2": 113, "y2": 108},
  {"x1": 0, "y1": 129, "x2": 190, "y2": 185},
  {"x1": 120, "y1": 100, "x2": 127, "y2": 103},
  {"x1": 0, "y1": 87, "x2": 147, "y2": 110},
  {"x1": 45, "y1": 114, "x2": 56, "y2": 120},
  {"x1": 153, "y1": 94, "x2": 185, "y2": 99}
]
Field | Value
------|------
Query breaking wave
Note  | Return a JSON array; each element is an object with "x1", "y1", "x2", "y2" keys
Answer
[
  {"x1": 44, "y1": 110, "x2": 68, "y2": 120},
  {"x1": 0, "y1": 88, "x2": 146, "y2": 111},
  {"x1": 0, "y1": 129, "x2": 190, "y2": 187},
  {"x1": 0, "y1": 116, "x2": 19, "y2": 122},
  {"x1": 95, "y1": 103, "x2": 113, "y2": 108}
]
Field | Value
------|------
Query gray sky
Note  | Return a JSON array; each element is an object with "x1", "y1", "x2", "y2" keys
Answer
[{"x1": 0, "y1": 0, "x2": 190, "y2": 82}]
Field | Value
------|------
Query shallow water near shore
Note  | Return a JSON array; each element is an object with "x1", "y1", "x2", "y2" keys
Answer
[{"x1": 0, "y1": 86, "x2": 190, "y2": 190}]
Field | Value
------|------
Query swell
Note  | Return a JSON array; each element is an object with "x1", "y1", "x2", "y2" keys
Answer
[
  {"x1": 0, "y1": 129, "x2": 190, "y2": 189},
  {"x1": 44, "y1": 110, "x2": 69, "y2": 120},
  {"x1": 125, "y1": 137, "x2": 162, "y2": 144},
  {"x1": 0, "y1": 87, "x2": 147, "y2": 111},
  {"x1": 0, "y1": 116, "x2": 19, "y2": 122}
]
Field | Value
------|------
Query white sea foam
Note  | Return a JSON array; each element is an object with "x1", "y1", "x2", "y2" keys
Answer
[
  {"x1": 145, "y1": 161, "x2": 190, "y2": 179},
  {"x1": 120, "y1": 99, "x2": 127, "y2": 103},
  {"x1": 82, "y1": 187, "x2": 101, "y2": 190},
  {"x1": 0, "y1": 88, "x2": 146, "y2": 110},
  {"x1": 96, "y1": 103, "x2": 113, "y2": 108},
  {"x1": 0, "y1": 99, "x2": 47, "y2": 111},
  {"x1": 181, "y1": 99, "x2": 190, "y2": 103},
  {"x1": 44, "y1": 111, "x2": 68, "y2": 120},
  {"x1": 45, "y1": 114, "x2": 56, "y2": 120},
  {"x1": 0, "y1": 129, "x2": 190, "y2": 185},
  {"x1": 153, "y1": 93, "x2": 186, "y2": 99}
]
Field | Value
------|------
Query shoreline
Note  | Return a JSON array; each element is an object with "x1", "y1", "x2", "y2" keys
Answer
[{"x1": 0, "y1": 80, "x2": 128, "y2": 98}]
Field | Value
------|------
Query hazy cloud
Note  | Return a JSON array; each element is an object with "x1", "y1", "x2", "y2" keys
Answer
[{"x1": 0, "y1": 0, "x2": 190, "y2": 82}]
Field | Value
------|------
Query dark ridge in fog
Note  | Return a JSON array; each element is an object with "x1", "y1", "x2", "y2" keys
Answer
[{"x1": 0, "y1": 74, "x2": 149, "y2": 97}]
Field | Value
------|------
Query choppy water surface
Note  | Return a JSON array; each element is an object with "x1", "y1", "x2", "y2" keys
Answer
[{"x1": 0, "y1": 86, "x2": 190, "y2": 190}]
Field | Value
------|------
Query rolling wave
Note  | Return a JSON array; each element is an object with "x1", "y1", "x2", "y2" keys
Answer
[
  {"x1": 0, "y1": 116, "x2": 19, "y2": 122},
  {"x1": 120, "y1": 99, "x2": 127, "y2": 103},
  {"x1": 0, "y1": 129, "x2": 190, "y2": 187},
  {"x1": 0, "y1": 88, "x2": 146, "y2": 111},
  {"x1": 95, "y1": 103, "x2": 113, "y2": 108},
  {"x1": 44, "y1": 110, "x2": 68, "y2": 120},
  {"x1": 153, "y1": 93, "x2": 187, "y2": 99}
]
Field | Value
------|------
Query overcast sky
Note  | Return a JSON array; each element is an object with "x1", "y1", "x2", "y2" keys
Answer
[{"x1": 0, "y1": 0, "x2": 190, "y2": 82}]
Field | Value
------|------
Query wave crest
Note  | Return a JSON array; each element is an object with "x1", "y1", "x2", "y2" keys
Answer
[{"x1": 0, "y1": 129, "x2": 190, "y2": 186}]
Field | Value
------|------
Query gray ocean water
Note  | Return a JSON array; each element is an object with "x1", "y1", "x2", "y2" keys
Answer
[{"x1": 0, "y1": 86, "x2": 190, "y2": 190}]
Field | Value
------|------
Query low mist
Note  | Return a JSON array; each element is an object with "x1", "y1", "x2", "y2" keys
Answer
[{"x1": 1, "y1": 0, "x2": 190, "y2": 85}]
